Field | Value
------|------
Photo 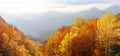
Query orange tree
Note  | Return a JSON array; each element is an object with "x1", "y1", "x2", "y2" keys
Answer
[{"x1": 42, "y1": 26, "x2": 71, "y2": 56}]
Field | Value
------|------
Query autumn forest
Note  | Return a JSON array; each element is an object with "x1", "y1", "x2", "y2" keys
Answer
[{"x1": 0, "y1": 13, "x2": 120, "y2": 56}]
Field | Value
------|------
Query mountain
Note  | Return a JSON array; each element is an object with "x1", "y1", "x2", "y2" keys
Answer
[
  {"x1": 105, "y1": 5, "x2": 120, "y2": 14},
  {"x1": 73, "y1": 7, "x2": 104, "y2": 18},
  {"x1": 0, "y1": 5, "x2": 120, "y2": 42}
]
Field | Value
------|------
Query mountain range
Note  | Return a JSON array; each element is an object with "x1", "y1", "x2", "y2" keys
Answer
[{"x1": 0, "y1": 5, "x2": 120, "y2": 42}]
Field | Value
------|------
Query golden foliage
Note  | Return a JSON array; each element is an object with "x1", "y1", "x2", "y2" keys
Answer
[
  {"x1": 0, "y1": 17, "x2": 41, "y2": 56},
  {"x1": 42, "y1": 13, "x2": 120, "y2": 56},
  {"x1": 1, "y1": 13, "x2": 120, "y2": 56},
  {"x1": 42, "y1": 26, "x2": 71, "y2": 56}
]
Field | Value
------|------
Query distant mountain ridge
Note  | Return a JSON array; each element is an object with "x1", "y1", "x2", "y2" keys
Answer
[{"x1": 0, "y1": 5, "x2": 120, "y2": 42}]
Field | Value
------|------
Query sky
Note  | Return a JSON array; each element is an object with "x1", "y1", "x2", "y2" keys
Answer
[{"x1": 0, "y1": 0, "x2": 120, "y2": 14}]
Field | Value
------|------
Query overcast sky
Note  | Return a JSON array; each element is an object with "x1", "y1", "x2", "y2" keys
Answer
[{"x1": 0, "y1": 0, "x2": 120, "y2": 14}]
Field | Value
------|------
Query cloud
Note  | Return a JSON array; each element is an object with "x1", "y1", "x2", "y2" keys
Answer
[
  {"x1": 53, "y1": 3, "x2": 114, "y2": 13},
  {"x1": 52, "y1": 0, "x2": 120, "y2": 5},
  {"x1": 51, "y1": 0, "x2": 119, "y2": 13},
  {"x1": 0, "y1": 0, "x2": 57, "y2": 14},
  {"x1": 51, "y1": 0, "x2": 120, "y2": 2},
  {"x1": 0, "y1": 0, "x2": 119, "y2": 14}
]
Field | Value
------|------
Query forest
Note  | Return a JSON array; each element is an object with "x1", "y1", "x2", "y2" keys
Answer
[{"x1": 0, "y1": 13, "x2": 120, "y2": 56}]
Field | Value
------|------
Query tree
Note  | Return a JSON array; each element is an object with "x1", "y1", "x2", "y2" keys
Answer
[
  {"x1": 42, "y1": 26, "x2": 71, "y2": 56},
  {"x1": 97, "y1": 13, "x2": 117, "y2": 56}
]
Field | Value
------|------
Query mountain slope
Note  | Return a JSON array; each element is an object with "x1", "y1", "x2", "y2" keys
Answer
[
  {"x1": 0, "y1": 17, "x2": 41, "y2": 56},
  {"x1": 42, "y1": 13, "x2": 120, "y2": 56},
  {"x1": 105, "y1": 5, "x2": 120, "y2": 14}
]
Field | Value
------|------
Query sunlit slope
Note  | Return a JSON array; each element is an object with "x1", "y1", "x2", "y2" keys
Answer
[{"x1": 42, "y1": 13, "x2": 120, "y2": 56}]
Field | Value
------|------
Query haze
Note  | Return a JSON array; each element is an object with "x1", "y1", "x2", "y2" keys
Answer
[
  {"x1": 0, "y1": 0, "x2": 120, "y2": 42},
  {"x1": 0, "y1": 0, "x2": 119, "y2": 14}
]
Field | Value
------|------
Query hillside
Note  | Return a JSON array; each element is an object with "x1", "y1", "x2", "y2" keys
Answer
[
  {"x1": 0, "y1": 17, "x2": 41, "y2": 56},
  {"x1": 41, "y1": 13, "x2": 120, "y2": 56}
]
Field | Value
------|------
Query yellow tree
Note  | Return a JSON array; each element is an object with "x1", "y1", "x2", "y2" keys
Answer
[
  {"x1": 97, "y1": 13, "x2": 117, "y2": 56},
  {"x1": 59, "y1": 17, "x2": 86, "y2": 56},
  {"x1": 42, "y1": 26, "x2": 71, "y2": 56},
  {"x1": 71, "y1": 18, "x2": 97, "y2": 56},
  {"x1": 73, "y1": 17, "x2": 85, "y2": 27}
]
